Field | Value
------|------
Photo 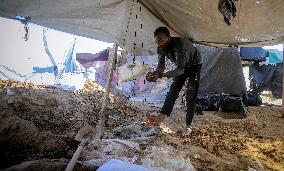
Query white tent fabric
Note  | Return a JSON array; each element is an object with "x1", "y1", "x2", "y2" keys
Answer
[
  {"x1": 1, "y1": 0, "x2": 284, "y2": 55},
  {"x1": 140, "y1": 0, "x2": 284, "y2": 46}
]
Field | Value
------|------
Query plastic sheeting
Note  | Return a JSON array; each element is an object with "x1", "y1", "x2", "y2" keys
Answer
[
  {"x1": 197, "y1": 45, "x2": 247, "y2": 96},
  {"x1": 56, "y1": 40, "x2": 77, "y2": 75},
  {"x1": 76, "y1": 49, "x2": 110, "y2": 69},
  {"x1": 240, "y1": 47, "x2": 283, "y2": 63},
  {"x1": 268, "y1": 50, "x2": 283, "y2": 64},
  {"x1": 249, "y1": 62, "x2": 283, "y2": 98},
  {"x1": 240, "y1": 47, "x2": 267, "y2": 61},
  {"x1": 140, "y1": 0, "x2": 284, "y2": 47},
  {"x1": 32, "y1": 66, "x2": 57, "y2": 74},
  {"x1": 95, "y1": 65, "x2": 119, "y2": 88},
  {"x1": 43, "y1": 29, "x2": 57, "y2": 67},
  {"x1": 54, "y1": 40, "x2": 87, "y2": 90},
  {"x1": 97, "y1": 159, "x2": 152, "y2": 171},
  {"x1": 1, "y1": 0, "x2": 284, "y2": 55}
]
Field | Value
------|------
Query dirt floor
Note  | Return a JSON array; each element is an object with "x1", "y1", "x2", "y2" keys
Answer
[
  {"x1": 155, "y1": 106, "x2": 284, "y2": 171},
  {"x1": 0, "y1": 80, "x2": 283, "y2": 171}
]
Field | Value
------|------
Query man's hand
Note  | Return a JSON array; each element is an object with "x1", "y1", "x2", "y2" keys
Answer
[
  {"x1": 146, "y1": 71, "x2": 162, "y2": 82},
  {"x1": 146, "y1": 72, "x2": 156, "y2": 82}
]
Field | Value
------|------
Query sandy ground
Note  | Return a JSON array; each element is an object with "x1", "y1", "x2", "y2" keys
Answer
[
  {"x1": 0, "y1": 80, "x2": 146, "y2": 170},
  {"x1": 154, "y1": 106, "x2": 284, "y2": 171},
  {"x1": 0, "y1": 80, "x2": 283, "y2": 171}
]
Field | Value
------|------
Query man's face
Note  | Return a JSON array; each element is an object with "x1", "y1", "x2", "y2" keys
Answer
[{"x1": 155, "y1": 33, "x2": 170, "y2": 48}]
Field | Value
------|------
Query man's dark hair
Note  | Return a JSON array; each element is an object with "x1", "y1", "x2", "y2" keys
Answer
[{"x1": 154, "y1": 27, "x2": 170, "y2": 37}]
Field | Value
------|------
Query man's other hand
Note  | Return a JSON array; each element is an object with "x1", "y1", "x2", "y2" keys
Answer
[{"x1": 146, "y1": 72, "x2": 156, "y2": 82}]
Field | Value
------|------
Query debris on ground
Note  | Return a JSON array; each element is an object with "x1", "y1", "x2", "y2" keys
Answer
[
  {"x1": 5, "y1": 159, "x2": 97, "y2": 171},
  {"x1": 142, "y1": 145, "x2": 195, "y2": 171},
  {"x1": 0, "y1": 80, "x2": 283, "y2": 171}
]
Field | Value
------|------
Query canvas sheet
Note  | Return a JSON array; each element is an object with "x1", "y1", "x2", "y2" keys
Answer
[{"x1": 1, "y1": 0, "x2": 284, "y2": 55}]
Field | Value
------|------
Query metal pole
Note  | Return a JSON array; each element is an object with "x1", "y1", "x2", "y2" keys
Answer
[{"x1": 96, "y1": 44, "x2": 118, "y2": 138}]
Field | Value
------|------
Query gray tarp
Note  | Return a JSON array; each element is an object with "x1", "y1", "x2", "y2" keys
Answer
[
  {"x1": 197, "y1": 46, "x2": 247, "y2": 96},
  {"x1": 1, "y1": 0, "x2": 284, "y2": 55}
]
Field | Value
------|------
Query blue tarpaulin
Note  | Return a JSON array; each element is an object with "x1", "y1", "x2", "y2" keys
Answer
[
  {"x1": 240, "y1": 47, "x2": 267, "y2": 61},
  {"x1": 55, "y1": 39, "x2": 84, "y2": 81},
  {"x1": 267, "y1": 49, "x2": 283, "y2": 64},
  {"x1": 32, "y1": 66, "x2": 57, "y2": 73},
  {"x1": 63, "y1": 40, "x2": 76, "y2": 73}
]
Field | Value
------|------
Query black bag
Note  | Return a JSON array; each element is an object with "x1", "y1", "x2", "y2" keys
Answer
[
  {"x1": 196, "y1": 94, "x2": 221, "y2": 111},
  {"x1": 220, "y1": 94, "x2": 246, "y2": 116},
  {"x1": 195, "y1": 103, "x2": 204, "y2": 115},
  {"x1": 246, "y1": 91, "x2": 262, "y2": 106}
]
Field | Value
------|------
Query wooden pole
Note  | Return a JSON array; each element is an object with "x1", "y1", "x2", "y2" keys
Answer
[
  {"x1": 282, "y1": 44, "x2": 284, "y2": 117},
  {"x1": 96, "y1": 44, "x2": 118, "y2": 138}
]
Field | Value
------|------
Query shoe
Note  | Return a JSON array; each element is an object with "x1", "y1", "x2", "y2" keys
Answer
[{"x1": 182, "y1": 125, "x2": 193, "y2": 137}]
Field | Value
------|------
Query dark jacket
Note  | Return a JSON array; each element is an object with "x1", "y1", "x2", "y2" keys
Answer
[{"x1": 156, "y1": 37, "x2": 202, "y2": 78}]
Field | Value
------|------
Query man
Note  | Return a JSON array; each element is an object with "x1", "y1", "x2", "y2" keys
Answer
[{"x1": 146, "y1": 27, "x2": 202, "y2": 136}]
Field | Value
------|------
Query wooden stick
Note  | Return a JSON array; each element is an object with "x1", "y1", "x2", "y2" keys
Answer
[
  {"x1": 65, "y1": 139, "x2": 87, "y2": 171},
  {"x1": 96, "y1": 44, "x2": 118, "y2": 138},
  {"x1": 282, "y1": 44, "x2": 284, "y2": 117}
]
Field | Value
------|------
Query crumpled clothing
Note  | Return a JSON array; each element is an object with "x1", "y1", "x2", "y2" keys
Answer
[{"x1": 218, "y1": 0, "x2": 237, "y2": 25}]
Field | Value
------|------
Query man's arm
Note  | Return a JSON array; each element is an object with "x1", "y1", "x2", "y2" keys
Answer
[
  {"x1": 146, "y1": 50, "x2": 165, "y2": 82},
  {"x1": 156, "y1": 53, "x2": 166, "y2": 72},
  {"x1": 162, "y1": 44, "x2": 186, "y2": 78}
]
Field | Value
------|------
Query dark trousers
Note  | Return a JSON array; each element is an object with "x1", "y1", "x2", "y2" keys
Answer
[{"x1": 161, "y1": 64, "x2": 201, "y2": 126}]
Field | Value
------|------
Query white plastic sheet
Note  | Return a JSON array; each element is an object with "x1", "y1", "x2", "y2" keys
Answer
[
  {"x1": 97, "y1": 159, "x2": 152, "y2": 171},
  {"x1": 1, "y1": 0, "x2": 284, "y2": 55}
]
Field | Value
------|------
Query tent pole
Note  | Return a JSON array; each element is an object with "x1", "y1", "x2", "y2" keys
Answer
[
  {"x1": 282, "y1": 44, "x2": 284, "y2": 117},
  {"x1": 96, "y1": 44, "x2": 118, "y2": 138}
]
